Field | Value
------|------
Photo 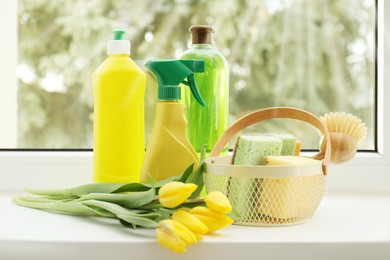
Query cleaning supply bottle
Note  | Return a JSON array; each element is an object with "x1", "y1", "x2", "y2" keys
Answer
[
  {"x1": 181, "y1": 25, "x2": 229, "y2": 155},
  {"x1": 92, "y1": 29, "x2": 146, "y2": 182},
  {"x1": 140, "y1": 60, "x2": 206, "y2": 182}
]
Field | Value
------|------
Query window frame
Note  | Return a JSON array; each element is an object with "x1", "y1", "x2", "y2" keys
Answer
[
  {"x1": 0, "y1": 0, "x2": 388, "y2": 192},
  {"x1": 0, "y1": 0, "x2": 17, "y2": 148}
]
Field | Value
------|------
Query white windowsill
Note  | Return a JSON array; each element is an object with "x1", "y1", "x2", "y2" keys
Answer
[
  {"x1": 1, "y1": 151, "x2": 389, "y2": 259},
  {"x1": 1, "y1": 189, "x2": 389, "y2": 260}
]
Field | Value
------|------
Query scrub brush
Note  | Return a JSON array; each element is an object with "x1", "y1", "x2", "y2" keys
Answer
[{"x1": 314, "y1": 112, "x2": 368, "y2": 163}]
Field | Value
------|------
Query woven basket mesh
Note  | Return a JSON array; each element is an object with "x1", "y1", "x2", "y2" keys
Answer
[{"x1": 204, "y1": 172, "x2": 326, "y2": 226}]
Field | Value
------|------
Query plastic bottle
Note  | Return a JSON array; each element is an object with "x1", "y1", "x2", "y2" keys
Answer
[
  {"x1": 181, "y1": 25, "x2": 229, "y2": 154},
  {"x1": 92, "y1": 29, "x2": 146, "y2": 182},
  {"x1": 140, "y1": 60, "x2": 206, "y2": 182}
]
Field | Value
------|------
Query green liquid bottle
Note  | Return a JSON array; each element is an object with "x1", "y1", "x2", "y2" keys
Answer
[{"x1": 181, "y1": 25, "x2": 229, "y2": 154}]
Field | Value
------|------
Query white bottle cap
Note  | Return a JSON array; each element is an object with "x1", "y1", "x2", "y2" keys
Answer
[
  {"x1": 107, "y1": 29, "x2": 130, "y2": 55},
  {"x1": 107, "y1": 40, "x2": 130, "y2": 55}
]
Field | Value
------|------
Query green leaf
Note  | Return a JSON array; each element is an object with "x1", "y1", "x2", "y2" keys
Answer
[
  {"x1": 112, "y1": 183, "x2": 151, "y2": 193},
  {"x1": 117, "y1": 214, "x2": 159, "y2": 229},
  {"x1": 84, "y1": 205, "x2": 117, "y2": 218},
  {"x1": 82, "y1": 200, "x2": 159, "y2": 229},
  {"x1": 75, "y1": 188, "x2": 156, "y2": 208},
  {"x1": 119, "y1": 218, "x2": 135, "y2": 228},
  {"x1": 12, "y1": 196, "x2": 73, "y2": 203},
  {"x1": 13, "y1": 196, "x2": 97, "y2": 216},
  {"x1": 81, "y1": 200, "x2": 134, "y2": 215},
  {"x1": 138, "y1": 201, "x2": 164, "y2": 210},
  {"x1": 227, "y1": 207, "x2": 241, "y2": 219},
  {"x1": 37, "y1": 195, "x2": 77, "y2": 201},
  {"x1": 153, "y1": 209, "x2": 171, "y2": 222},
  {"x1": 176, "y1": 163, "x2": 194, "y2": 183},
  {"x1": 179, "y1": 199, "x2": 206, "y2": 209},
  {"x1": 148, "y1": 174, "x2": 158, "y2": 188},
  {"x1": 199, "y1": 144, "x2": 207, "y2": 163},
  {"x1": 186, "y1": 164, "x2": 205, "y2": 199},
  {"x1": 82, "y1": 200, "x2": 161, "y2": 218},
  {"x1": 186, "y1": 145, "x2": 207, "y2": 199},
  {"x1": 26, "y1": 183, "x2": 134, "y2": 198},
  {"x1": 25, "y1": 175, "x2": 180, "y2": 201}
]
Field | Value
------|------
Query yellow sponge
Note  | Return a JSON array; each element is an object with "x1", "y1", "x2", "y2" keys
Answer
[
  {"x1": 294, "y1": 139, "x2": 301, "y2": 156},
  {"x1": 259, "y1": 156, "x2": 321, "y2": 220},
  {"x1": 265, "y1": 156, "x2": 321, "y2": 166}
]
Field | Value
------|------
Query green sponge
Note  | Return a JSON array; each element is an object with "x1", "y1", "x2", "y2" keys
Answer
[
  {"x1": 233, "y1": 135, "x2": 283, "y2": 165},
  {"x1": 230, "y1": 134, "x2": 297, "y2": 222},
  {"x1": 274, "y1": 134, "x2": 297, "y2": 155}
]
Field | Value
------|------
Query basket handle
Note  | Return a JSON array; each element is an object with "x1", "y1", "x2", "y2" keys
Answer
[{"x1": 209, "y1": 107, "x2": 331, "y2": 175}]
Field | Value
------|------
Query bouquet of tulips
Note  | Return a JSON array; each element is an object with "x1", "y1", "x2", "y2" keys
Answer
[{"x1": 13, "y1": 149, "x2": 236, "y2": 253}]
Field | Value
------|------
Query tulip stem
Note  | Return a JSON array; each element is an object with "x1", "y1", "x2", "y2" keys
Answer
[
  {"x1": 179, "y1": 199, "x2": 206, "y2": 209},
  {"x1": 185, "y1": 199, "x2": 204, "y2": 204}
]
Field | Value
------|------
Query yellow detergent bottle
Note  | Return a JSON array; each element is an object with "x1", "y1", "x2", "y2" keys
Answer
[
  {"x1": 92, "y1": 29, "x2": 146, "y2": 182},
  {"x1": 140, "y1": 60, "x2": 206, "y2": 182}
]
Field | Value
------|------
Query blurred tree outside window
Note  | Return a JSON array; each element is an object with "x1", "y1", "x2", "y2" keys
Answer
[{"x1": 15, "y1": 0, "x2": 375, "y2": 150}]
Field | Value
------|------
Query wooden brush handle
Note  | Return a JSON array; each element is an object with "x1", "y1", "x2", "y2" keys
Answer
[{"x1": 209, "y1": 107, "x2": 331, "y2": 175}]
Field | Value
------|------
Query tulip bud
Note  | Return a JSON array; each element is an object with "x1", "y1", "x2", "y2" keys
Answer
[
  {"x1": 190, "y1": 206, "x2": 234, "y2": 232},
  {"x1": 205, "y1": 191, "x2": 232, "y2": 214},
  {"x1": 156, "y1": 219, "x2": 198, "y2": 253},
  {"x1": 172, "y1": 210, "x2": 209, "y2": 235},
  {"x1": 159, "y1": 182, "x2": 197, "y2": 208}
]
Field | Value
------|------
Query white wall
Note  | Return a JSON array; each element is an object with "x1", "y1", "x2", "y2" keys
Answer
[{"x1": 0, "y1": 1, "x2": 17, "y2": 147}]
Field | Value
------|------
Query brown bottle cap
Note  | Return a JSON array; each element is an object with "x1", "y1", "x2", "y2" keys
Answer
[{"x1": 189, "y1": 25, "x2": 215, "y2": 44}]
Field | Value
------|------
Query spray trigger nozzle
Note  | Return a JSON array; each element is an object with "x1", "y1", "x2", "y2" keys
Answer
[
  {"x1": 183, "y1": 74, "x2": 206, "y2": 107},
  {"x1": 144, "y1": 59, "x2": 207, "y2": 107}
]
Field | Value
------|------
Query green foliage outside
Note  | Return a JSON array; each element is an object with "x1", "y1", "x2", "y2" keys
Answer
[{"x1": 17, "y1": 0, "x2": 375, "y2": 149}]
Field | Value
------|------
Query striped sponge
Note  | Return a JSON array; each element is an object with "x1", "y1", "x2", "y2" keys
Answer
[
  {"x1": 233, "y1": 135, "x2": 283, "y2": 165},
  {"x1": 231, "y1": 134, "x2": 299, "y2": 221},
  {"x1": 274, "y1": 134, "x2": 297, "y2": 156},
  {"x1": 233, "y1": 134, "x2": 298, "y2": 165}
]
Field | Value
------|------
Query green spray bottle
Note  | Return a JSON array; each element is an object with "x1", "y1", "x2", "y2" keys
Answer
[
  {"x1": 181, "y1": 25, "x2": 229, "y2": 154},
  {"x1": 140, "y1": 60, "x2": 206, "y2": 183}
]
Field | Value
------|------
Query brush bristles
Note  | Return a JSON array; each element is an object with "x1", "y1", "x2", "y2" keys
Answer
[{"x1": 320, "y1": 112, "x2": 368, "y2": 142}]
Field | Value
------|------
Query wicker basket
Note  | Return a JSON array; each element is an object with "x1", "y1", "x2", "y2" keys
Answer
[{"x1": 204, "y1": 107, "x2": 331, "y2": 226}]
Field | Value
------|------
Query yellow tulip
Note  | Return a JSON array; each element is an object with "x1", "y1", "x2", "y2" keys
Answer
[
  {"x1": 159, "y1": 182, "x2": 197, "y2": 208},
  {"x1": 205, "y1": 191, "x2": 232, "y2": 214},
  {"x1": 190, "y1": 206, "x2": 234, "y2": 232},
  {"x1": 156, "y1": 219, "x2": 197, "y2": 253},
  {"x1": 172, "y1": 210, "x2": 209, "y2": 235}
]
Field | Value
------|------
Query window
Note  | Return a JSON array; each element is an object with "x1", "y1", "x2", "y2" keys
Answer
[
  {"x1": 1, "y1": 0, "x2": 375, "y2": 150},
  {"x1": 0, "y1": 0, "x2": 389, "y2": 189}
]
